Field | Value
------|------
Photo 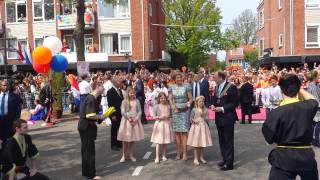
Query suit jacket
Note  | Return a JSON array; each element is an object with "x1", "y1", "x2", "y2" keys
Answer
[
  {"x1": 135, "y1": 79, "x2": 145, "y2": 103},
  {"x1": 7, "y1": 92, "x2": 21, "y2": 121},
  {"x1": 200, "y1": 79, "x2": 210, "y2": 106},
  {"x1": 213, "y1": 82, "x2": 239, "y2": 127},
  {"x1": 107, "y1": 87, "x2": 124, "y2": 121},
  {"x1": 239, "y1": 82, "x2": 254, "y2": 104}
]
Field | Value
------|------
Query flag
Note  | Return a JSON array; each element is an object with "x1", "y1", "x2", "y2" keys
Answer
[
  {"x1": 22, "y1": 42, "x2": 33, "y2": 64},
  {"x1": 67, "y1": 74, "x2": 80, "y2": 105},
  {"x1": 17, "y1": 41, "x2": 25, "y2": 61}
]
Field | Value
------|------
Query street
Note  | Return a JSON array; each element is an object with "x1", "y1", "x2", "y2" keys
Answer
[{"x1": 29, "y1": 118, "x2": 320, "y2": 180}]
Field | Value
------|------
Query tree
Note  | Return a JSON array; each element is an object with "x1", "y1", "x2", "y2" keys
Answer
[
  {"x1": 164, "y1": 0, "x2": 229, "y2": 69},
  {"x1": 71, "y1": 0, "x2": 117, "y2": 62},
  {"x1": 228, "y1": 9, "x2": 257, "y2": 45},
  {"x1": 244, "y1": 49, "x2": 258, "y2": 67}
]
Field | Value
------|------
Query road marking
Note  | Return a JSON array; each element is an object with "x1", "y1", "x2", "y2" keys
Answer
[
  {"x1": 132, "y1": 166, "x2": 144, "y2": 176},
  {"x1": 143, "y1": 151, "x2": 152, "y2": 159},
  {"x1": 151, "y1": 143, "x2": 156, "y2": 147}
]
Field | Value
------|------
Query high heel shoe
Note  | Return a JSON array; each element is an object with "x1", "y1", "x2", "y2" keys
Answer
[
  {"x1": 155, "y1": 158, "x2": 160, "y2": 164},
  {"x1": 193, "y1": 160, "x2": 200, "y2": 166},
  {"x1": 130, "y1": 156, "x2": 136, "y2": 162},
  {"x1": 162, "y1": 156, "x2": 168, "y2": 161},
  {"x1": 200, "y1": 158, "x2": 207, "y2": 164},
  {"x1": 120, "y1": 156, "x2": 126, "y2": 163}
]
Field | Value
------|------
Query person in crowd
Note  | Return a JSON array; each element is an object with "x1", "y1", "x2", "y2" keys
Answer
[
  {"x1": 239, "y1": 76, "x2": 254, "y2": 124},
  {"x1": 212, "y1": 71, "x2": 238, "y2": 171},
  {"x1": 3, "y1": 119, "x2": 49, "y2": 180},
  {"x1": 151, "y1": 92, "x2": 174, "y2": 164},
  {"x1": 187, "y1": 96, "x2": 212, "y2": 166},
  {"x1": 261, "y1": 75, "x2": 283, "y2": 117},
  {"x1": 0, "y1": 79, "x2": 21, "y2": 142},
  {"x1": 107, "y1": 78, "x2": 123, "y2": 151},
  {"x1": 168, "y1": 73, "x2": 193, "y2": 161},
  {"x1": 262, "y1": 74, "x2": 318, "y2": 180},
  {"x1": 78, "y1": 83, "x2": 105, "y2": 180},
  {"x1": 134, "y1": 74, "x2": 147, "y2": 124},
  {"x1": 101, "y1": 73, "x2": 113, "y2": 115},
  {"x1": 117, "y1": 87, "x2": 145, "y2": 163},
  {"x1": 29, "y1": 99, "x2": 45, "y2": 124},
  {"x1": 306, "y1": 70, "x2": 320, "y2": 122},
  {"x1": 39, "y1": 81, "x2": 53, "y2": 127},
  {"x1": 160, "y1": 81, "x2": 168, "y2": 96},
  {"x1": 0, "y1": 139, "x2": 15, "y2": 180},
  {"x1": 79, "y1": 74, "x2": 92, "y2": 105},
  {"x1": 198, "y1": 73, "x2": 210, "y2": 107}
]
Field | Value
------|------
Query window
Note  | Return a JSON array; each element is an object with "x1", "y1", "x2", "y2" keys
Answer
[
  {"x1": 18, "y1": 39, "x2": 28, "y2": 49},
  {"x1": 259, "y1": 39, "x2": 264, "y2": 57},
  {"x1": 34, "y1": 37, "x2": 44, "y2": 48},
  {"x1": 306, "y1": 0, "x2": 320, "y2": 8},
  {"x1": 64, "y1": 35, "x2": 75, "y2": 52},
  {"x1": 33, "y1": 0, "x2": 54, "y2": 21},
  {"x1": 98, "y1": 0, "x2": 130, "y2": 18},
  {"x1": 100, "y1": 34, "x2": 118, "y2": 54},
  {"x1": 279, "y1": 34, "x2": 284, "y2": 48},
  {"x1": 84, "y1": 34, "x2": 94, "y2": 53},
  {"x1": 230, "y1": 48, "x2": 244, "y2": 55},
  {"x1": 259, "y1": 9, "x2": 264, "y2": 29},
  {"x1": 6, "y1": 0, "x2": 27, "y2": 23},
  {"x1": 100, "y1": 33, "x2": 131, "y2": 55},
  {"x1": 278, "y1": 0, "x2": 283, "y2": 10},
  {"x1": 119, "y1": 34, "x2": 131, "y2": 54},
  {"x1": 7, "y1": 39, "x2": 17, "y2": 59},
  {"x1": 149, "y1": 3, "x2": 152, "y2": 17},
  {"x1": 150, "y1": 40, "x2": 154, "y2": 52},
  {"x1": 306, "y1": 25, "x2": 319, "y2": 48}
]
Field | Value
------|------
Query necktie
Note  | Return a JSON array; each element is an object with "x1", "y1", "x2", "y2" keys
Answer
[
  {"x1": 195, "y1": 83, "x2": 198, "y2": 98},
  {"x1": 1, "y1": 93, "x2": 6, "y2": 116}
]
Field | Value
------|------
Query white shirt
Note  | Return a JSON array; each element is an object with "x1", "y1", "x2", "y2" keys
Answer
[
  {"x1": 79, "y1": 80, "x2": 92, "y2": 95},
  {"x1": 261, "y1": 85, "x2": 283, "y2": 109},
  {"x1": 193, "y1": 81, "x2": 200, "y2": 100},
  {"x1": 218, "y1": 80, "x2": 227, "y2": 95},
  {"x1": 0, "y1": 91, "x2": 9, "y2": 115}
]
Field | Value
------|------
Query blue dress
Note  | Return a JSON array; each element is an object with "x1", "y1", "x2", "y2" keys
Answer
[{"x1": 169, "y1": 83, "x2": 192, "y2": 132}]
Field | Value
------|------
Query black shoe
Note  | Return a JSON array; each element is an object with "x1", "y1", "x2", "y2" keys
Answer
[
  {"x1": 217, "y1": 161, "x2": 225, "y2": 167},
  {"x1": 220, "y1": 165, "x2": 233, "y2": 171}
]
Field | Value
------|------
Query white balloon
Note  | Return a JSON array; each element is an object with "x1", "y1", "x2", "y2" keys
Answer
[{"x1": 43, "y1": 36, "x2": 62, "y2": 55}]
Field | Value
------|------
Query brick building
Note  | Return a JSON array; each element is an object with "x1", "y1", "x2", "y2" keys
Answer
[
  {"x1": 0, "y1": 0, "x2": 166, "y2": 70},
  {"x1": 257, "y1": 0, "x2": 320, "y2": 66},
  {"x1": 225, "y1": 44, "x2": 256, "y2": 69}
]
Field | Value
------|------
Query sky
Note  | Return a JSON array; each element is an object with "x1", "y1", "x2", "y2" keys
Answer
[{"x1": 216, "y1": 0, "x2": 260, "y2": 60}]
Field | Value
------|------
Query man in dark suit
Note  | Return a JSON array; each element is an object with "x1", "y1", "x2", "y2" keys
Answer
[
  {"x1": 107, "y1": 78, "x2": 123, "y2": 151},
  {"x1": 134, "y1": 74, "x2": 147, "y2": 124},
  {"x1": 192, "y1": 73, "x2": 210, "y2": 107},
  {"x1": 239, "y1": 76, "x2": 254, "y2": 124},
  {"x1": 0, "y1": 79, "x2": 21, "y2": 142},
  {"x1": 212, "y1": 71, "x2": 239, "y2": 171}
]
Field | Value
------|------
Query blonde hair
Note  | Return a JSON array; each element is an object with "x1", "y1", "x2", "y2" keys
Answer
[
  {"x1": 157, "y1": 92, "x2": 168, "y2": 104},
  {"x1": 194, "y1": 96, "x2": 205, "y2": 109},
  {"x1": 123, "y1": 86, "x2": 136, "y2": 111}
]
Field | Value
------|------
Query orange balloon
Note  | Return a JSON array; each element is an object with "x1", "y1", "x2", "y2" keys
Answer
[{"x1": 32, "y1": 46, "x2": 52, "y2": 65}]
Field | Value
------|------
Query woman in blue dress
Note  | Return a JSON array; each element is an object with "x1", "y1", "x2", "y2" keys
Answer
[{"x1": 168, "y1": 73, "x2": 193, "y2": 160}]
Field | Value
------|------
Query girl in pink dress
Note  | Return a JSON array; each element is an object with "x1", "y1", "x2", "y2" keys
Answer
[
  {"x1": 151, "y1": 92, "x2": 174, "y2": 164},
  {"x1": 117, "y1": 87, "x2": 145, "y2": 163},
  {"x1": 187, "y1": 96, "x2": 213, "y2": 165}
]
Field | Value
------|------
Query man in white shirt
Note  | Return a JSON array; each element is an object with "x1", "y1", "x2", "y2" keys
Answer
[
  {"x1": 261, "y1": 75, "x2": 283, "y2": 117},
  {"x1": 101, "y1": 74, "x2": 113, "y2": 114},
  {"x1": 79, "y1": 74, "x2": 92, "y2": 114}
]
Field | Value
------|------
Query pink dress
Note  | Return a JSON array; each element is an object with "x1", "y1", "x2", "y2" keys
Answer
[
  {"x1": 117, "y1": 99, "x2": 145, "y2": 142},
  {"x1": 187, "y1": 108, "x2": 213, "y2": 147},
  {"x1": 150, "y1": 104, "x2": 174, "y2": 144}
]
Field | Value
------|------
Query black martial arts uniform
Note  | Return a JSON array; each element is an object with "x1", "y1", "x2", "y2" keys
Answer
[
  {"x1": 262, "y1": 98, "x2": 319, "y2": 180},
  {"x1": 0, "y1": 145, "x2": 15, "y2": 179},
  {"x1": 3, "y1": 134, "x2": 49, "y2": 180},
  {"x1": 78, "y1": 94, "x2": 102, "y2": 179}
]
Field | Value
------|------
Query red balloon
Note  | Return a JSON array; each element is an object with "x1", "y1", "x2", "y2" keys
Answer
[{"x1": 33, "y1": 61, "x2": 51, "y2": 74}]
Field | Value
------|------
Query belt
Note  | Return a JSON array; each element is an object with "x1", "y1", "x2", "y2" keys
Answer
[{"x1": 277, "y1": 143, "x2": 312, "y2": 149}]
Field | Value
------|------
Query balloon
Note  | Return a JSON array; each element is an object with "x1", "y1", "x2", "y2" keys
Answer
[
  {"x1": 32, "y1": 46, "x2": 52, "y2": 65},
  {"x1": 50, "y1": 55, "x2": 68, "y2": 72},
  {"x1": 43, "y1": 36, "x2": 62, "y2": 55},
  {"x1": 32, "y1": 61, "x2": 51, "y2": 74}
]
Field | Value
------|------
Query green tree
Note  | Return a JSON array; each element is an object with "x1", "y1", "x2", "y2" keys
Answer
[
  {"x1": 244, "y1": 49, "x2": 258, "y2": 62},
  {"x1": 212, "y1": 60, "x2": 226, "y2": 71},
  {"x1": 164, "y1": 0, "x2": 229, "y2": 69},
  {"x1": 227, "y1": 9, "x2": 257, "y2": 45}
]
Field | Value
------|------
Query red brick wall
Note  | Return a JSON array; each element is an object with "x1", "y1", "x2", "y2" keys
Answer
[{"x1": 131, "y1": 0, "x2": 143, "y2": 60}]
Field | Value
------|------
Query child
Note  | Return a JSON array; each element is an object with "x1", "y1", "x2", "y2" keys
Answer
[
  {"x1": 187, "y1": 96, "x2": 212, "y2": 165},
  {"x1": 117, "y1": 87, "x2": 145, "y2": 162},
  {"x1": 29, "y1": 99, "x2": 45, "y2": 125},
  {"x1": 151, "y1": 92, "x2": 174, "y2": 163},
  {"x1": 3, "y1": 119, "x2": 49, "y2": 180}
]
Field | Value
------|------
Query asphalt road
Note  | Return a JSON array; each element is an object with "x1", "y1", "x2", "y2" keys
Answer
[{"x1": 28, "y1": 119, "x2": 320, "y2": 180}]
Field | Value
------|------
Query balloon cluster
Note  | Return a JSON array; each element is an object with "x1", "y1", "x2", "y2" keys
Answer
[{"x1": 31, "y1": 36, "x2": 68, "y2": 74}]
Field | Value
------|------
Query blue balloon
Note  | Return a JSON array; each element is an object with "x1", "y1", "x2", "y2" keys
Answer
[{"x1": 50, "y1": 55, "x2": 68, "y2": 72}]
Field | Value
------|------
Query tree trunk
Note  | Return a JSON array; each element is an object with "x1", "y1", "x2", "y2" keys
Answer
[{"x1": 73, "y1": 0, "x2": 85, "y2": 62}]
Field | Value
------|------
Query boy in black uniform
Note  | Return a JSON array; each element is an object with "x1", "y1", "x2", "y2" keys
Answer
[
  {"x1": 3, "y1": 119, "x2": 49, "y2": 180},
  {"x1": 78, "y1": 83, "x2": 105, "y2": 180},
  {"x1": 262, "y1": 74, "x2": 319, "y2": 180},
  {"x1": 0, "y1": 139, "x2": 15, "y2": 180}
]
